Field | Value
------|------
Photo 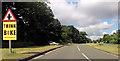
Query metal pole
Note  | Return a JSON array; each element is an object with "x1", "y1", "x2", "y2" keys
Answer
[{"x1": 9, "y1": 40, "x2": 12, "y2": 53}]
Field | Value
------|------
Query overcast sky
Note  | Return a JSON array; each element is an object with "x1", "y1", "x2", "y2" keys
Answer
[{"x1": 48, "y1": 0, "x2": 118, "y2": 40}]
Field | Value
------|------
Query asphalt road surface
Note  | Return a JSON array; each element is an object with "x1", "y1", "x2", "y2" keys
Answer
[{"x1": 31, "y1": 44, "x2": 119, "y2": 61}]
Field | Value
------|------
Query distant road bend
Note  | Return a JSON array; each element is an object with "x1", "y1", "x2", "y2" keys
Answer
[{"x1": 30, "y1": 44, "x2": 118, "y2": 61}]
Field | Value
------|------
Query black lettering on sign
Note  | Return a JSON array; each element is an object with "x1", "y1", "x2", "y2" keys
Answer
[
  {"x1": 14, "y1": 25, "x2": 15, "y2": 28},
  {"x1": 11, "y1": 25, "x2": 13, "y2": 28},
  {"x1": 4, "y1": 30, "x2": 16, "y2": 35},
  {"x1": 10, "y1": 30, "x2": 13, "y2": 35},
  {"x1": 4, "y1": 24, "x2": 5, "y2": 28},
  {"x1": 6, "y1": 24, "x2": 8, "y2": 28},
  {"x1": 4, "y1": 30, "x2": 6, "y2": 35},
  {"x1": 14, "y1": 30, "x2": 16, "y2": 35},
  {"x1": 4, "y1": 24, "x2": 16, "y2": 28}
]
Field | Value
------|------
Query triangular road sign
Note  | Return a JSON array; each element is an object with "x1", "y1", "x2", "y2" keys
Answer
[{"x1": 2, "y1": 9, "x2": 16, "y2": 22}]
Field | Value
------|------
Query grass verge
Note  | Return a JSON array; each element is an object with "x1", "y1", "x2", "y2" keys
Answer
[
  {"x1": 2, "y1": 45, "x2": 62, "y2": 60},
  {"x1": 86, "y1": 43, "x2": 119, "y2": 55}
]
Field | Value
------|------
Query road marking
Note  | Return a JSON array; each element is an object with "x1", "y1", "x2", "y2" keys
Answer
[
  {"x1": 77, "y1": 46, "x2": 81, "y2": 51},
  {"x1": 32, "y1": 55, "x2": 44, "y2": 59},
  {"x1": 88, "y1": 45, "x2": 118, "y2": 58},
  {"x1": 32, "y1": 46, "x2": 65, "y2": 60},
  {"x1": 99, "y1": 50, "x2": 118, "y2": 58},
  {"x1": 45, "y1": 47, "x2": 60, "y2": 55},
  {"x1": 33, "y1": 49, "x2": 58, "y2": 59},
  {"x1": 32, "y1": 49, "x2": 58, "y2": 60},
  {"x1": 45, "y1": 50, "x2": 54, "y2": 55},
  {"x1": 82, "y1": 53, "x2": 91, "y2": 61},
  {"x1": 77, "y1": 46, "x2": 91, "y2": 61},
  {"x1": 86, "y1": 45, "x2": 118, "y2": 58}
]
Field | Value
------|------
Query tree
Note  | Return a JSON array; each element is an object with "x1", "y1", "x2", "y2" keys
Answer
[
  {"x1": 97, "y1": 30, "x2": 119, "y2": 44},
  {"x1": 117, "y1": 30, "x2": 120, "y2": 44},
  {"x1": 2, "y1": 2, "x2": 63, "y2": 47},
  {"x1": 61, "y1": 25, "x2": 89, "y2": 43}
]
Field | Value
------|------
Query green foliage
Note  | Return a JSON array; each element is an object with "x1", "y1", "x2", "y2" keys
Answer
[
  {"x1": 99, "y1": 42, "x2": 104, "y2": 45},
  {"x1": 61, "y1": 25, "x2": 90, "y2": 43},
  {"x1": 117, "y1": 30, "x2": 120, "y2": 44},
  {"x1": 61, "y1": 25, "x2": 78, "y2": 43},
  {"x1": 96, "y1": 30, "x2": 120, "y2": 44},
  {"x1": 93, "y1": 40, "x2": 97, "y2": 43},
  {"x1": 118, "y1": 45, "x2": 120, "y2": 48},
  {"x1": 99, "y1": 43, "x2": 103, "y2": 45},
  {"x1": 109, "y1": 40, "x2": 118, "y2": 44}
]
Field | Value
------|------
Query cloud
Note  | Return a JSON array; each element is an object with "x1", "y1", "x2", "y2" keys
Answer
[
  {"x1": 97, "y1": 22, "x2": 114, "y2": 29},
  {"x1": 77, "y1": 22, "x2": 114, "y2": 36},
  {"x1": 103, "y1": 32, "x2": 107, "y2": 35},
  {"x1": 89, "y1": 36, "x2": 103, "y2": 40},
  {"x1": 111, "y1": 30, "x2": 117, "y2": 34},
  {"x1": 49, "y1": 0, "x2": 118, "y2": 40}
]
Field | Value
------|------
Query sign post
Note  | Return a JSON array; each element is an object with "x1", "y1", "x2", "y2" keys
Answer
[
  {"x1": 2, "y1": 9, "x2": 17, "y2": 53},
  {"x1": 9, "y1": 40, "x2": 12, "y2": 53}
]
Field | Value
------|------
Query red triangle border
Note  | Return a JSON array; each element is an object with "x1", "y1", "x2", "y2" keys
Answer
[{"x1": 2, "y1": 9, "x2": 16, "y2": 22}]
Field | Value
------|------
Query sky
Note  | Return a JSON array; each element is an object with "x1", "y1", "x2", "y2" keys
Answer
[{"x1": 48, "y1": 0, "x2": 119, "y2": 40}]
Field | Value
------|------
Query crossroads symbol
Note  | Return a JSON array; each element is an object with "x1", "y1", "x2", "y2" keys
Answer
[{"x1": 7, "y1": 14, "x2": 12, "y2": 20}]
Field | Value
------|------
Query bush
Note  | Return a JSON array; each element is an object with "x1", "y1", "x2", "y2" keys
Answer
[
  {"x1": 118, "y1": 45, "x2": 120, "y2": 48},
  {"x1": 99, "y1": 43, "x2": 103, "y2": 45},
  {"x1": 109, "y1": 40, "x2": 118, "y2": 44},
  {"x1": 93, "y1": 41, "x2": 97, "y2": 43},
  {"x1": 99, "y1": 42, "x2": 104, "y2": 45}
]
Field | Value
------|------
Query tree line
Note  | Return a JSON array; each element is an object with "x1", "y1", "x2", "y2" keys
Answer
[
  {"x1": 2, "y1": 2, "x2": 91, "y2": 48},
  {"x1": 94, "y1": 30, "x2": 120, "y2": 44}
]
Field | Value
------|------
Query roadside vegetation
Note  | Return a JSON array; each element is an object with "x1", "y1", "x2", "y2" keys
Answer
[{"x1": 93, "y1": 30, "x2": 120, "y2": 44}]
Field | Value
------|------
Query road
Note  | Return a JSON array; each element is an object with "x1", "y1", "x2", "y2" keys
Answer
[
  {"x1": 31, "y1": 44, "x2": 118, "y2": 61},
  {"x1": 104, "y1": 44, "x2": 118, "y2": 47}
]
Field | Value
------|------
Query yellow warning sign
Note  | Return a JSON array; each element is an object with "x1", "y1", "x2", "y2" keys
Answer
[{"x1": 3, "y1": 22, "x2": 17, "y2": 40}]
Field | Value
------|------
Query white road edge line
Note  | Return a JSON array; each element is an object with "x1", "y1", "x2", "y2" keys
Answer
[
  {"x1": 32, "y1": 49, "x2": 57, "y2": 59},
  {"x1": 89, "y1": 45, "x2": 118, "y2": 58},
  {"x1": 32, "y1": 46, "x2": 65, "y2": 60},
  {"x1": 82, "y1": 53, "x2": 91, "y2": 61},
  {"x1": 86, "y1": 45, "x2": 118, "y2": 58},
  {"x1": 99, "y1": 50, "x2": 118, "y2": 58},
  {"x1": 32, "y1": 55, "x2": 44, "y2": 59},
  {"x1": 33, "y1": 49, "x2": 56, "y2": 59},
  {"x1": 77, "y1": 46, "x2": 81, "y2": 51}
]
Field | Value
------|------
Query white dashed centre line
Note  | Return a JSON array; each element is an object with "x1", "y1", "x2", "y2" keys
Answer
[
  {"x1": 82, "y1": 53, "x2": 91, "y2": 61},
  {"x1": 77, "y1": 45, "x2": 91, "y2": 61},
  {"x1": 77, "y1": 46, "x2": 81, "y2": 51}
]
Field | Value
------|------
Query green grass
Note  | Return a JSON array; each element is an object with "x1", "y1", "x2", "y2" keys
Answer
[
  {"x1": 2, "y1": 45, "x2": 62, "y2": 60},
  {"x1": 86, "y1": 43, "x2": 119, "y2": 55}
]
